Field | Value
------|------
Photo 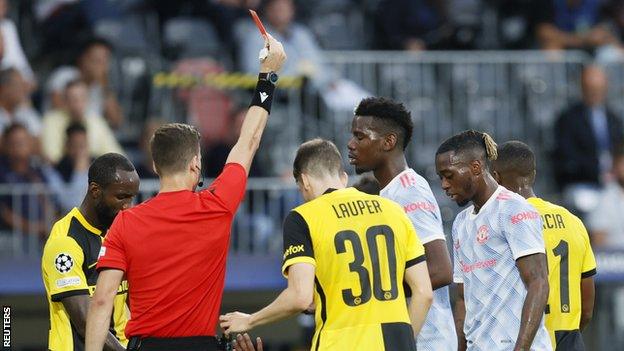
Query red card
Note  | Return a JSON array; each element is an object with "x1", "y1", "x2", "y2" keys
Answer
[{"x1": 249, "y1": 10, "x2": 267, "y2": 38}]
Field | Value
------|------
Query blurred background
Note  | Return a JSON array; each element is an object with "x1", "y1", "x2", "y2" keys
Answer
[{"x1": 2, "y1": 0, "x2": 624, "y2": 349}]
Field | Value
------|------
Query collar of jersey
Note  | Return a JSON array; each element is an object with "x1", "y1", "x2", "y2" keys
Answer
[
  {"x1": 323, "y1": 188, "x2": 338, "y2": 195},
  {"x1": 379, "y1": 168, "x2": 413, "y2": 195},
  {"x1": 70, "y1": 207, "x2": 102, "y2": 236},
  {"x1": 468, "y1": 186, "x2": 504, "y2": 220}
]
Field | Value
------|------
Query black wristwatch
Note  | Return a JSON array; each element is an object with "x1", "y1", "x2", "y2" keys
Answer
[{"x1": 259, "y1": 71, "x2": 279, "y2": 85}]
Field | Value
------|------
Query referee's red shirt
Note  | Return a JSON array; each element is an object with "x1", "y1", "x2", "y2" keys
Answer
[{"x1": 97, "y1": 163, "x2": 247, "y2": 337}]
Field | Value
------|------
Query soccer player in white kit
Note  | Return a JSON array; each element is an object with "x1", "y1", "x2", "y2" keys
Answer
[
  {"x1": 348, "y1": 97, "x2": 457, "y2": 350},
  {"x1": 435, "y1": 130, "x2": 552, "y2": 351}
]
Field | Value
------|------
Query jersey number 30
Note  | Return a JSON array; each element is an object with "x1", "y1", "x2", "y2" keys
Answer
[{"x1": 334, "y1": 225, "x2": 398, "y2": 307}]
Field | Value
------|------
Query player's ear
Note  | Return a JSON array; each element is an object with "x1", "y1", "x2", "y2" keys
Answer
[
  {"x1": 152, "y1": 160, "x2": 158, "y2": 175},
  {"x1": 300, "y1": 173, "x2": 312, "y2": 191},
  {"x1": 492, "y1": 169, "x2": 501, "y2": 184},
  {"x1": 340, "y1": 171, "x2": 348, "y2": 187},
  {"x1": 88, "y1": 181, "x2": 101, "y2": 199},
  {"x1": 470, "y1": 159, "x2": 482, "y2": 176},
  {"x1": 383, "y1": 133, "x2": 397, "y2": 151}
]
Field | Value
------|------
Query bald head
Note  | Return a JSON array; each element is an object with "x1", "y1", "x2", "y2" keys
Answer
[{"x1": 582, "y1": 65, "x2": 608, "y2": 107}]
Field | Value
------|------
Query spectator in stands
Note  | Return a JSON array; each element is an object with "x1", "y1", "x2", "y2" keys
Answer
[
  {"x1": 376, "y1": 0, "x2": 448, "y2": 51},
  {"x1": 53, "y1": 123, "x2": 91, "y2": 212},
  {"x1": 587, "y1": 143, "x2": 624, "y2": 248},
  {"x1": 34, "y1": 0, "x2": 91, "y2": 63},
  {"x1": 536, "y1": 0, "x2": 618, "y2": 50},
  {"x1": 76, "y1": 38, "x2": 124, "y2": 130},
  {"x1": 44, "y1": 66, "x2": 80, "y2": 112},
  {"x1": 41, "y1": 79, "x2": 123, "y2": 164},
  {"x1": 553, "y1": 65, "x2": 624, "y2": 192},
  {"x1": 0, "y1": 68, "x2": 41, "y2": 137},
  {"x1": 237, "y1": 0, "x2": 336, "y2": 90},
  {"x1": 0, "y1": 124, "x2": 56, "y2": 238},
  {"x1": 0, "y1": 0, "x2": 36, "y2": 90}
]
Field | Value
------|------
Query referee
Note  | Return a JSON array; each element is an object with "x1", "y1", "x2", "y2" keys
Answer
[
  {"x1": 41, "y1": 153, "x2": 139, "y2": 350},
  {"x1": 85, "y1": 34, "x2": 286, "y2": 351}
]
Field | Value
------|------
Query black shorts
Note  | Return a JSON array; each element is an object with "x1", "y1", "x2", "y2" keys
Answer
[
  {"x1": 129, "y1": 336, "x2": 219, "y2": 351},
  {"x1": 555, "y1": 330, "x2": 585, "y2": 351}
]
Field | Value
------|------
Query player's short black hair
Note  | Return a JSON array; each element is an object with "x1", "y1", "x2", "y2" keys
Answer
[
  {"x1": 88, "y1": 153, "x2": 135, "y2": 188},
  {"x1": 436, "y1": 130, "x2": 498, "y2": 168},
  {"x1": 65, "y1": 122, "x2": 87, "y2": 138},
  {"x1": 494, "y1": 141, "x2": 535, "y2": 176},
  {"x1": 354, "y1": 97, "x2": 413, "y2": 150},
  {"x1": 293, "y1": 138, "x2": 344, "y2": 181}
]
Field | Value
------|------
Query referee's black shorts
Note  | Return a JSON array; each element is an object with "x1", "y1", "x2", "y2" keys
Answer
[{"x1": 129, "y1": 336, "x2": 219, "y2": 351}]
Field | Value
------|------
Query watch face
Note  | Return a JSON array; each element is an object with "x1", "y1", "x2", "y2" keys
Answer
[{"x1": 269, "y1": 72, "x2": 279, "y2": 83}]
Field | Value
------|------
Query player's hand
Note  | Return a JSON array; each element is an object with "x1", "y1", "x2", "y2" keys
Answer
[
  {"x1": 259, "y1": 33, "x2": 286, "y2": 73},
  {"x1": 219, "y1": 312, "x2": 253, "y2": 334},
  {"x1": 232, "y1": 333, "x2": 263, "y2": 351}
]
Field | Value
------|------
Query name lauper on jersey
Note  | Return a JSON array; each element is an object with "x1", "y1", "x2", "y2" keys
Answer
[
  {"x1": 380, "y1": 169, "x2": 457, "y2": 351},
  {"x1": 452, "y1": 186, "x2": 552, "y2": 351}
]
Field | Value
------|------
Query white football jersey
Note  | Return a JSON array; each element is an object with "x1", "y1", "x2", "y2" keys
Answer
[
  {"x1": 452, "y1": 186, "x2": 552, "y2": 351},
  {"x1": 380, "y1": 169, "x2": 457, "y2": 351}
]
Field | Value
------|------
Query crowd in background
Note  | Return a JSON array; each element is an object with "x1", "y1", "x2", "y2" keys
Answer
[{"x1": 1, "y1": 0, "x2": 624, "y2": 252}]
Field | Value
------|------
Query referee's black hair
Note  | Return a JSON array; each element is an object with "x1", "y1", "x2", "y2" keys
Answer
[
  {"x1": 293, "y1": 138, "x2": 344, "y2": 181},
  {"x1": 494, "y1": 141, "x2": 535, "y2": 177},
  {"x1": 88, "y1": 153, "x2": 136, "y2": 188},
  {"x1": 354, "y1": 97, "x2": 413, "y2": 150},
  {"x1": 436, "y1": 130, "x2": 498, "y2": 168}
]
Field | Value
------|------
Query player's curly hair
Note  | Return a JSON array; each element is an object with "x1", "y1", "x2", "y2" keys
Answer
[
  {"x1": 436, "y1": 130, "x2": 498, "y2": 167},
  {"x1": 354, "y1": 97, "x2": 413, "y2": 150}
]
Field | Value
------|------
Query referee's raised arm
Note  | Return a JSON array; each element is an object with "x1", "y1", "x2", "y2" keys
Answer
[{"x1": 226, "y1": 33, "x2": 286, "y2": 174}]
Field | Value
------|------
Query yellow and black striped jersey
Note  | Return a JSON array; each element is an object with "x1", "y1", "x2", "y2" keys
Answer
[
  {"x1": 41, "y1": 208, "x2": 129, "y2": 351},
  {"x1": 528, "y1": 197, "x2": 597, "y2": 350},
  {"x1": 282, "y1": 188, "x2": 426, "y2": 351}
]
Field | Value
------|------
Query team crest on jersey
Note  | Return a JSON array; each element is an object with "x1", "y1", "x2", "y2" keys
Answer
[
  {"x1": 54, "y1": 253, "x2": 74, "y2": 273},
  {"x1": 476, "y1": 225, "x2": 489, "y2": 244}
]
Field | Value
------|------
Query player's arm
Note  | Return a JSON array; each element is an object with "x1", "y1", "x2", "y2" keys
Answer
[
  {"x1": 580, "y1": 276, "x2": 595, "y2": 330},
  {"x1": 61, "y1": 295, "x2": 125, "y2": 351},
  {"x1": 423, "y1": 239, "x2": 453, "y2": 289},
  {"x1": 219, "y1": 263, "x2": 315, "y2": 333},
  {"x1": 85, "y1": 269, "x2": 124, "y2": 351},
  {"x1": 514, "y1": 253, "x2": 549, "y2": 351},
  {"x1": 404, "y1": 260, "x2": 433, "y2": 336},
  {"x1": 453, "y1": 283, "x2": 467, "y2": 351},
  {"x1": 226, "y1": 34, "x2": 286, "y2": 175}
]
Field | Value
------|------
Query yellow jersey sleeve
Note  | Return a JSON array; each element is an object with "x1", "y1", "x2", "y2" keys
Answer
[
  {"x1": 402, "y1": 211, "x2": 426, "y2": 268},
  {"x1": 42, "y1": 235, "x2": 89, "y2": 301},
  {"x1": 281, "y1": 210, "x2": 316, "y2": 277},
  {"x1": 576, "y1": 218, "x2": 597, "y2": 277}
]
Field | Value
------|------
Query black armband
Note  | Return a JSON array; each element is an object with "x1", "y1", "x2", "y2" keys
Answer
[{"x1": 249, "y1": 78, "x2": 276, "y2": 113}]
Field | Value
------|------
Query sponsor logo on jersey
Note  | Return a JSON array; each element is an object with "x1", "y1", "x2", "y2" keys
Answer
[
  {"x1": 55, "y1": 276, "x2": 81, "y2": 288},
  {"x1": 460, "y1": 259, "x2": 498, "y2": 273},
  {"x1": 511, "y1": 211, "x2": 540, "y2": 224},
  {"x1": 403, "y1": 201, "x2": 436, "y2": 213},
  {"x1": 283, "y1": 244, "x2": 305, "y2": 259}
]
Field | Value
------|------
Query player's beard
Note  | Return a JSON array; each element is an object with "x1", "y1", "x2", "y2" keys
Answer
[{"x1": 95, "y1": 200, "x2": 117, "y2": 230}]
